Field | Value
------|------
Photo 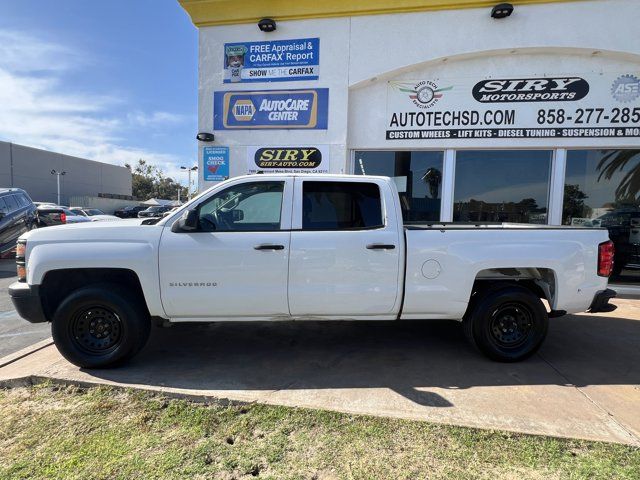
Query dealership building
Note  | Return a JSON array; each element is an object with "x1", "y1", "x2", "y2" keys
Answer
[{"x1": 180, "y1": 0, "x2": 640, "y2": 285}]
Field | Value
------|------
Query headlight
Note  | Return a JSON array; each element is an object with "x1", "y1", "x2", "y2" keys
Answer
[
  {"x1": 16, "y1": 240, "x2": 26, "y2": 282},
  {"x1": 15, "y1": 240, "x2": 26, "y2": 259}
]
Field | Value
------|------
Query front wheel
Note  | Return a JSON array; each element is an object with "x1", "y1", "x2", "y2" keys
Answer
[
  {"x1": 51, "y1": 284, "x2": 150, "y2": 368},
  {"x1": 463, "y1": 285, "x2": 548, "y2": 362}
]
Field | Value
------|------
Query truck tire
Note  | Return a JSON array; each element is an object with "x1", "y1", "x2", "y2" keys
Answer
[
  {"x1": 463, "y1": 285, "x2": 548, "y2": 362},
  {"x1": 51, "y1": 284, "x2": 150, "y2": 369}
]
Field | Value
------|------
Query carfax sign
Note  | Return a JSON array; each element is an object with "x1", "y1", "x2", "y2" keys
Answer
[
  {"x1": 386, "y1": 72, "x2": 640, "y2": 140},
  {"x1": 203, "y1": 146, "x2": 229, "y2": 181},
  {"x1": 224, "y1": 38, "x2": 319, "y2": 83},
  {"x1": 213, "y1": 88, "x2": 329, "y2": 130}
]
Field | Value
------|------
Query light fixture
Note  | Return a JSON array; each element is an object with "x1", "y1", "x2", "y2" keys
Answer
[
  {"x1": 491, "y1": 3, "x2": 514, "y2": 19},
  {"x1": 258, "y1": 18, "x2": 276, "y2": 32},
  {"x1": 196, "y1": 132, "x2": 215, "y2": 142}
]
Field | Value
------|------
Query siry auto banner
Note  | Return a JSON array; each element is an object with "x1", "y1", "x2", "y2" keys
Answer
[
  {"x1": 386, "y1": 72, "x2": 640, "y2": 140},
  {"x1": 214, "y1": 89, "x2": 329, "y2": 130},
  {"x1": 247, "y1": 146, "x2": 330, "y2": 174},
  {"x1": 224, "y1": 38, "x2": 319, "y2": 83}
]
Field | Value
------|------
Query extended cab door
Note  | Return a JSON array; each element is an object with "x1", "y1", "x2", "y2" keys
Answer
[
  {"x1": 159, "y1": 177, "x2": 293, "y2": 319},
  {"x1": 288, "y1": 177, "x2": 403, "y2": 319}
]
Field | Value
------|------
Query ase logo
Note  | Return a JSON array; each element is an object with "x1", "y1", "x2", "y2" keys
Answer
[
  {"x1": 391, "y1": 81, "x2": 453, "y2": 109},
  {"x1": 231, "y1": 99, "x2": 256, "y2": 121},
  {"x1": 611, "y1": 74, "x2": 640, "y2": 103}
]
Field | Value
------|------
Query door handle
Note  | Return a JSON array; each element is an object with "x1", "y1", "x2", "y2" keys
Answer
[
  {"x1": 254, "y1": 244, "x2": 285, "y2": 250},
  {"x1": 366, "y1": 243, "x2": 396, "y2": 250}
]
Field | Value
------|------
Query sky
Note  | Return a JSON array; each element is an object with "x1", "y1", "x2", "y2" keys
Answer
[{"x1": 0, "y1": 0, "x2": 198, "y2": 184}]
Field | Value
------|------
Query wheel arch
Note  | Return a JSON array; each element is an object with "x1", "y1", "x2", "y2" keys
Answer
[{"x1": 40, "y1": 268, "x2": 150, "y2": 321}]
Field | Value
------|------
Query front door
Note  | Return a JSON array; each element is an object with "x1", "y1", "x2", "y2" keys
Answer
[
  {"x1": 159, "y1": 178, "x2": 293, "y2": 319},
  {"x1": 288, "y1": 178, "x2": 403, "y2": 318}
]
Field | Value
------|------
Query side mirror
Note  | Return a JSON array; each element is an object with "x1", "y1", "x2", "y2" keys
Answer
[
  {"x1": 232, "y1": 209, "x2": 244, "y2": 222},
  {"x1": 171, "y1": 209, "x2": 199, "y2": 233}
]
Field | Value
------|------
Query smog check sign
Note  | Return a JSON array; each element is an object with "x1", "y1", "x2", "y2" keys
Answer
[{"x1": 214, "y1": 89, "x2": 329, "y2": 130}]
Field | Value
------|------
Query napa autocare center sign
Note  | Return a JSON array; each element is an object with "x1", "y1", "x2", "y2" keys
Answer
[
  {"x1": 246, "y1": 146, "x2": 330, "y2": 174},
  {"x1": 386, "y1": 72, "x2": 640, "y2": 140},
  {"x1": 223, "y1": 38, "x2": 319, "y2": 83},
  {"x1": 203, "y1": 146, "x2": 229, "y2": 181},
  {"x1": 214, "y1": 89, "x2": 329, "y2": 130}
]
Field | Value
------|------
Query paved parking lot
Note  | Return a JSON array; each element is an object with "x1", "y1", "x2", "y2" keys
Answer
[
  {"x1": 0, "y1": 260, "x2": 50, "y2": 359},
  {"x1": 1, "y1": 291, "x2": 639, "y2": 445}
]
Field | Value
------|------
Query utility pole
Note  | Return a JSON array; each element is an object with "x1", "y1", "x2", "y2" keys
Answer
[
  {"x1": 50, "y1": 170, "x2": 66, "y2": 205},
  {"x1": 180, "y1": 165, "x2": 198, "y2": 201}
]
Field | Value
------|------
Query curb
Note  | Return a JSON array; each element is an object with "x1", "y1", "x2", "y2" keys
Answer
[{"x1": 0, "y1": 338, "x2": 54, "y2": 369}]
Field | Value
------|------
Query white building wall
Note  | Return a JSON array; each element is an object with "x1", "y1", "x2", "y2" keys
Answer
[{"x1": 197, "y1": 0, "x2": 640, "y2": 185}]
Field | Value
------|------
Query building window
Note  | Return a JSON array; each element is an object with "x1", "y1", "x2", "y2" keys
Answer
[
  {"x1": 354, "y1": 151, "x2": 443, "y2": 222},
  {"x1": 453, "y1": 150, "x2": 552, "y2": 224},
  {"x1": 563, "y1": 149, "x2": 640, "y2": 282}
]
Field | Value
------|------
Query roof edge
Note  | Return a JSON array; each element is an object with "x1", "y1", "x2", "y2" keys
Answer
[{"x1": 178, "y1": 0, "x2": 589, "y2": 27}]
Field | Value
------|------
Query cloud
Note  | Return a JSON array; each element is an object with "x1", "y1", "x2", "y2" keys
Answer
[
  {"x1": 127, "y1": 111, "x2": 187, "y2": 127},
  {"x1": 0, "y1": 29, "x2": 191, "y2": 183}
]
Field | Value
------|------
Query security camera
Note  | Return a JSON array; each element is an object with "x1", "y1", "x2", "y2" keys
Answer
[
  {"x1": 196, "y1": 132, "x2": 215, "y2": 142},
  {"x1": 491, "y1": 3, "x2": 514, "y2": 19},
  {"x1": 258, "y1": 18, "x2": 276, "y2": 32}
]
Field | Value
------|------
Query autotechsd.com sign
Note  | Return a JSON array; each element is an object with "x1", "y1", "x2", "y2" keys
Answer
[{"x1": 386, "y1": 72, "x2": 640, "y2": 140}]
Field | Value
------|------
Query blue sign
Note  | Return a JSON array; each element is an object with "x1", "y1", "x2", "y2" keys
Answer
[
  {"x1": 213, "y1": 89, "x2": 329, "y2": 130},
  {"x1": 224, "y1": 38, "x2": 319, "y2": 83},
  {"x1": 203, "y1": 146, "x2": 229, "y2": 181}
]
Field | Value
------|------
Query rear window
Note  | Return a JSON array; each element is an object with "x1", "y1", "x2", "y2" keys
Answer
[{"x1": 302, "y1": 181, "x2": 383, "y2": 230}]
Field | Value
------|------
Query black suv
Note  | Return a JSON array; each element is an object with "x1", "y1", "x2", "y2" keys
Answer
[
  {"x1": 114, "y1": 205, "x2": 146, "y2": 218},
  {"x1": 0, "y1": 188, "x2": 37, "y2": 257}
]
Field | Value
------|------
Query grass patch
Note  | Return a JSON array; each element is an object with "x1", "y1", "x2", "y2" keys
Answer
[{"x1": 0, "y1": 383, "x2": 637, "y2": 479}]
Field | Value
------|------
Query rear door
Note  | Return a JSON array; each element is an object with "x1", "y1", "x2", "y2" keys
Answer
[{"x1": 288, "y1": 178, "x2": 403, "y2": 318}]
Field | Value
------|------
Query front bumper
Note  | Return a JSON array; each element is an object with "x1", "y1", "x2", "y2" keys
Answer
[
  {"x1": 588, "y1": 288, "x2": 617, "y2": 313},
  {"x1": 9, "y1": 282, "x2": 48, "y2": 323}
]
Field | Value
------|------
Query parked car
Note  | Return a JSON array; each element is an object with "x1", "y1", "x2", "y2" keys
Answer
[
  {"x1": 69, "y1": 208, "x2": 119, "y2": 222},
  {"x1": 0, "y1": 188, "x2": 37, "y2": 257},
  {"x1": 36, "y1": 206, "x2": 91, "y2": 227},
  {"x1": 138, "y1": 205, "x2": 173, "y2": 218},
  {"x1": 10, "y1": 174, "x2": 616, "y2": 368},
  {"x1": 114, "y1": 205, "x2": 146, "y2": 218}
]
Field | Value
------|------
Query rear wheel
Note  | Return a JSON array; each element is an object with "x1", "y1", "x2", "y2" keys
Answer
[
  {"x1": 463, "y1": 285, "x2": 548, "y2": 362},
  {"x1": 51, "y1": 284, "x2": 150, "y2": 368}
]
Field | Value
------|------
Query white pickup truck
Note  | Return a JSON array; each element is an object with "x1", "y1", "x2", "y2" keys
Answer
[{"x1": 10, "y1": 174, "x2": 616, "y2": 368}]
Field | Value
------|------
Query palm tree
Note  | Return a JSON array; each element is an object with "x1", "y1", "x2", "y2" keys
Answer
[{"x1": 597, "y1": 150, "x2": 640, "y2": 202}]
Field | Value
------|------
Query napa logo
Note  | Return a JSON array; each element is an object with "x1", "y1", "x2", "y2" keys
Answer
[
  {"x1": 214, "y1": 89, "x2": 329, "y2": 130},
  {"x1": 611, "y1": 74, "x2": 640, "y2": 103},
  {"x1": 231, "y1": 99, "x2": 256, "y2": 121}
]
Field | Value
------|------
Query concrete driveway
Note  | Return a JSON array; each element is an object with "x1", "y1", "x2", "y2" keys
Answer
[{"x1": 1, "y1": 299, "x2": 639, "y2": 446}]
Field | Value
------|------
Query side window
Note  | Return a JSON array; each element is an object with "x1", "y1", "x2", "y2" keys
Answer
[
  {"x1": 198, "y1": 181, "x2": 284, "y2": 232},
  {"x1": 302, "y1": 181, "x2": 383, "y2": 230},
  {"x1": 0, "y1": 198, "x2": 8, "y2": 215},
  {"x1": 15, "y1": 194, "x2": 27, "y2": 207},
  {"x1": 4, "y1": 195, "x2": 18, "y2": 212}
]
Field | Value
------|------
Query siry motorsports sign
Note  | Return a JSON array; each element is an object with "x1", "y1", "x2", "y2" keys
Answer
[
  {"x1": 247, "y1": 146, "x2": 330, "y2": 174},
  {"x1": 386, "y1": 72, "x2": 640, "y2": 140}
]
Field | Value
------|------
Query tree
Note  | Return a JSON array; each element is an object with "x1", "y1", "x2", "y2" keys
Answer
[
  {"x1": 597, "y1": 150, "x2": 640, "y2": 203},
  {"x1": 562, "y1": 184, "x2": 591, "y2": 224},
  {"x1": 125, "y1": 159, "x2": 188, "y2": 201}
]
